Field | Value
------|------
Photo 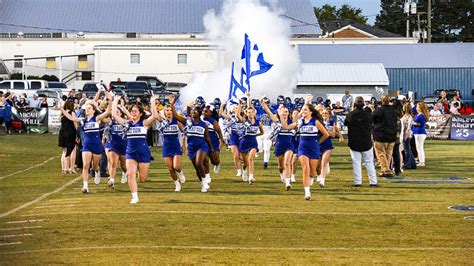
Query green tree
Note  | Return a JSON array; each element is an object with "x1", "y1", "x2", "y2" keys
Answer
[
  {"x1": 314, "y1": 4, "x2": 367, "y2": 24},
  {"x1": 375, "y1": 0, "x2": 474, "y2": 42}
]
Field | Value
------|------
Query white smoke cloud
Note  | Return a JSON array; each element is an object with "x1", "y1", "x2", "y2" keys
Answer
[{"x1": 179, "y1": 0, "x2": 302, "y2": 105}]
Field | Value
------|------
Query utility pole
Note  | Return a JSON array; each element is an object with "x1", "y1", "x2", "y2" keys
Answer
[
  {"x1": 404, "y1": 0, "x2": 417, "y2": 38},
  {"x1": 427, "y1": 0, "x2": 432, "y2": 42}
]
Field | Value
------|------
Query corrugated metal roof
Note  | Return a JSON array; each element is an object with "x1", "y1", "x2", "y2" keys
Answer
[
  {"x1": 0, "y1": 0, "x2": 320, "y2": 35},
  {"x1": 298, "y1": 63, "x2": 389, "y2": 86},
  {"x1": 298, "y1": 43, "x2": 474, "y2": 68}
]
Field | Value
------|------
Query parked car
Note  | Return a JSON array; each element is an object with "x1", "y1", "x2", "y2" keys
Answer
[
  {"x1": 28, "y1": 80, "x2": 48, "y2": 90},
  {"x1": 422, "y1": 95, "x2": 439, "y2": 109},
  {"x1": 82, "y1": 82, "x2": 107, "y2": 99},
  {"x1": 123, "y1": 81, "x2": 153, "y2": 103},
  {"x1": 109, "y1": 81, "x2": 127, "y2": 91},
  {"x1": 0, "y1": 80, "x2": 35, "y2": 98},
  {"x1": 36, "y1": 89, "x2": 63, "y2": 108},
  {"x1": 48, "y1": 81, "x2": 68, "y2": 94},
  {"x1": 136, "y1": 76, "x2": 185, "y2": 101}
]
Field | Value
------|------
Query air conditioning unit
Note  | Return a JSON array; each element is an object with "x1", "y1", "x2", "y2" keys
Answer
[{"x1": 126, "y1": 32, "x2": 137, "y2": 38}]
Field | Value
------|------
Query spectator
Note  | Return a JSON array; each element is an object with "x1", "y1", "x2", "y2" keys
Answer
[
  {"x1": 397, "y1": 89, "x2": 406, "y2": 101},
  {"x1": 333, "y1": 101, "x2": 345, "y2": 130},
  {"x1": 460, "y1": 103, "x2": 473, "y2": 115},
  {"x1": 401, "y1": 103, "x2": 417, "y2": 170},
  {"x1": 372, "y1": 95, "x2": 399, "y2": 178},
  {"x1": 438, "y1": 90, "x2": 449, "y2": 113},
  {"x1": 79, "y1": 93, "x2": 88, "y2": 106},
  {"x1": 344, "y1": 96, "x2": 378, "y2": 187},
  {"x1": 412, "y1": 102, "x2": 429, "y2": 167},
  {"x1": 451, "y1": 95, "x2": 462, "y2": 113},
  {"x1": 30, "y1": 94, "x2": 41, "y2": 109},
  {"x1": 40, "y1": 96, "x2": 49, "y2": 108},
  {"x1": 0, "y1": 93, "x2": 12, "y2": 134},
  {"x1": 429, "y1": 104, "x2": 442, "y2": 116},
  {"x1": 58, "y1": 99, "x2": 78, "y2": 174},
  {"x1": 16, "y1": 95, "x2": 30, "y2": 109},
  {"x1": 450, "y1": 102, "x2": 461, "y2": 115},
  {"x1": 341, "y1": 90, "x2": 353, "y2": 112}
]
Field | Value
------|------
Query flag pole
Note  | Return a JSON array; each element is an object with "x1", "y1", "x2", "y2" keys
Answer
[{"x1": 228, "y1": 62, "x2": 235, "y2": 101}]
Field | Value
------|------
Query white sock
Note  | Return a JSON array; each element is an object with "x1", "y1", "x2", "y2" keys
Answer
[
  {"x1": 249, "y1": 174, "x2": 254, "y2": 180},
  {"x1": 109, "y1": 178, "x2": 115, "y2": 182},
  {"x1": 131, "y1": 192, "x2": 138, "y2": 199},
  {"x1": 174, "y1": 180, "x2": 180, "y2": 185},
  {"x1": 237, "y1": 169, "x2": 242, "y2": 174},
  {"x1": 304, "y1": 186, "x2": 311, "y2": 194},
  {"x1": 178, "y1": 171, "x2": 184, "y2": 176},
  {"x1": 83, "y1": 181, "x2": 88, "y2": 189},
  {"x1": 285, "y1": 178, "x2": 291, "y2": 186},
  {"x1": 205, "y1": 173, "x2": 211, "y2": 179}
]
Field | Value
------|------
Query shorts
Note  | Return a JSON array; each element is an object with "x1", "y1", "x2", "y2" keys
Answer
[{"x1": 274, "y1": 141, "x2": 294, "y2": 157}]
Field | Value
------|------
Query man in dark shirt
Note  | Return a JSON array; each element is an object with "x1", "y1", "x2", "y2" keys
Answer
[
  {"x1": 344, "y1": 96, "x2": 377, "y2": 187},
  {"x1": 372, "y1": 96, "x2": 399, "y2": 177}
]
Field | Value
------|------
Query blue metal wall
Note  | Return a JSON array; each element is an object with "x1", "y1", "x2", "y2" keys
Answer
[{"x1": 386, "y1": 68, "x2": 474, "y2": 102}]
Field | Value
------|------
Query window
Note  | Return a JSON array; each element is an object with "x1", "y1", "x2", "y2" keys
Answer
[
  {"x1": 46, "y1": 57, "x2": 56, "y2": 69},
  {"x1": 178, "y1": 54, "x2": 187, "y2": 64},
  {"x1": 130, "y1": 53, "x2": 140, "y2": 64},
  {"x1": 78, "y1": 55, "x2": 88, "y2": 69},
  {"x1": 0, "y1": 82, "x2": 10, "y2": 89},
  {"x1": 30, "y1": 81, "x2": 42, "y2": 89},
  {"x1": 13, "y1": 82, "x2": 25, "y2": 89},
  {"x1": 14, "y1": 55, "x2": 23, "y2": 68},
  {"x1": 126, "y1": 32, "x2": 137, "y2": 38},
  {"x1": 82, "y1": 71, "x2": 92, "y2": 80}
]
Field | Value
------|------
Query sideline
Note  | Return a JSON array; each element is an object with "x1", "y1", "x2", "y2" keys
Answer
[
  {"x1": 0, "y1": 156, "x2": 57, "y2": 181},
  {"x1": 0, "y1": 245, "x2": 472, "y2": 255},
  {"x1": 0, "y1": 177, "x2": 81, "y2": 219}
]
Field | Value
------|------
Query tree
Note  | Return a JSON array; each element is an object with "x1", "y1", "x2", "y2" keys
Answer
[
  {"x1": 314, "y1": 4, "x2": 368, "y2": 24},
  {"x1": 375, "y1": 0, "x2": 474, "y2": 42}
]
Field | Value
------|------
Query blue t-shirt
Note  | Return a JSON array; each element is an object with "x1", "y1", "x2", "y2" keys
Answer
[{"x1": 412, "y1": 114, "x2": 426, "y2": 135}]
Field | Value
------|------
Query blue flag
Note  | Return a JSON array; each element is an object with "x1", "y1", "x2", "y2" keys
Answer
[{"x1": 240, "y1": 33, "x2": 273, "y2": 92}]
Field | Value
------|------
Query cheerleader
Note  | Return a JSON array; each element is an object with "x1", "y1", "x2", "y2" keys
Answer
[
  {"x1": 256, "y1": 98, "x2": 273, "y2": 169},
  {"x1": 317, "y1": 108, "x2": 344, "y2": 187},
  {"x1": 203, "y1": 104, "x2": 224, "y2": 174},
  {"x1": 186, "y1": 105, "x2": 214, "y2": 192},
  {"x1": 60, "y1": 97, "x2": 110, "y2": 193},
  {"x1": 112, "y1": 95, "x2": 160, "y2": 204},
  {"x1": 236, "y1": 93, "x2": 263, "y2": 184},
  {"x1": 260, "y1": 98, "x2": 295, "y2": 190},
  {"x1": 220, "y1": 102, "x2": 243, "y2": 177},
  {"x1": 294, "y1": 96, "x2": 329, "y2": 200},
  {"x1": 156, "y1": 95, "x2": 186, "y2": 192}
]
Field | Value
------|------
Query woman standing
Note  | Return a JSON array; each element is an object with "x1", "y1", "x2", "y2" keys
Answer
[
  {"x1": 412, "y1": 102, "x2": 429, "y2": 167},
  {"x1": 401, "y1": 103, "x2": 417, "y2": 170},
  {"x1": 261, "y1": 100, "x2": 294, "y2": 190},
  {"x1": 112, "y1": 95, "x2": 160, "y2": 204},
  {"x1": 60, "y1": 99, "x2": 110, "y2": 193},
  {"x1": 58, "y1": 99, "x2": 78, "y2": 174},
  {"x1": 296, "y1": 97, "x2": 329, "y2": 200},
  {"x1": 156, "y1": 95, "x2": 186, "y2": 192},
  {"x1": 186, "y1": 106, "x2": 214, "y2": 192},
  {"x1": 318, "y1": 108, "x2": 343, "y2": 187},
  {"x1": 236, "y1": 94, "x2": 263, "y2": 184}
]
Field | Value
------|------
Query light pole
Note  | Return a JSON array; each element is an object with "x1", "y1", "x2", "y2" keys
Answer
[{"x1": 404, "y1": 0, "x2": 417, "y2": 38}]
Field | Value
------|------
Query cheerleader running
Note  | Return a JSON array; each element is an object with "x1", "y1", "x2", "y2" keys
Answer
[
  {"x1": 60, "y1": 97, "x2": 110, "y2": 193},
  {"x1": 236, "y1": 93, "x2": 263, "y2": 184},
  {"x1": 156, "y1": 95, "x2": 186, "y2": 192},
  {"x1": 104, "y1": 95, "x2": 128, "y2": 188},
  {"x1": 112, "y1": 95, "x2": 160, "y2": 204},
  {"x1": 220, "y1": 103, "x2": 243, "y2": 177},
  {"x1": 295, "y1": 96, "x2": 329, "y2": 200},
  {"x1": 186, "y1": 105, "x2": 215, "y2": 192},
  {"x1": 203, "y1": 104, "x2": 224, "y2": 174},
  {"x1": 260, "y1": 98, "x2": 295, "y2": 190},
  {"x1": 256, "y1": 98, "x2": 273, "y2": 169},
  {"x1": 317, "y1": 108, "x2": 344, "y2": 187}
]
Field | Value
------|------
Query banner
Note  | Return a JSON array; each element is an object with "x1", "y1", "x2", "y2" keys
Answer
[
  {"x1": 48, "y1": 108, "x2": 62, "y2": 133},
  {"x1": 11, "y1": 107, "x2": 49, "y2": 134},
  {"x1": 426, "y1": 114, "x2": 452, "y2": 140},
  {"x1": 450, "y1": 115, "x2": 474, "y2": 140}
]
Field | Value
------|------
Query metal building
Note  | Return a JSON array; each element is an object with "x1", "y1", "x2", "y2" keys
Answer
[{"x1": 297, "y1": 43, "x2": 474, "y2": 102}]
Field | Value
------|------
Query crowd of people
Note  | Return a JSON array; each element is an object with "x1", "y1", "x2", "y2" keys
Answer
[{"x1": 46, "y1": 85, "x2": 441, "y2": 204}]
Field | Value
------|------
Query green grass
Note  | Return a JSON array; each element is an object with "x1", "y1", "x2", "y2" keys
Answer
[{"x1": 0, "y1": 134, "x2": 473, "y2": 264}]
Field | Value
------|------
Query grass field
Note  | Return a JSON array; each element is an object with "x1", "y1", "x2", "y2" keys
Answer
[{"x1": 0, "y1": 134, "x2": 473, "y2": 264}]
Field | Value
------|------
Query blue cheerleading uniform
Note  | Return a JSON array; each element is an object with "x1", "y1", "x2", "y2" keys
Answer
[
  {"x1": 105, "y1": 120, "x2": 127, "y2": 155},
  {"x1": 319, "y1": 118, "x2": 335, "y2": 153},
  {"x1": 239, "y1": 119, "x2": 260, "y2": 153},
  {"x1": 125, "y1": 120, "x2": 151, "y2": 163},
  {"x1": 81, "y1": 116, "x2": 104, "y2": 155},
  {"x1": 187, "y1": 120, "x2": 210, "y2": 159},
  {"x1": 297, "y1": 117, "x2": 321, "y2": 160},
  {"x1": 204, "y1": 117, "x2": 221, "y2": 152},
  {"x1": 274, "y1": 119, "x2": 295, "y2": 157},
  {"x1": 161, "y1": 118, "x2": 182, "y2": 158},
  {"x1": 229, "y1": 117, "x2": 243, "y2": 146}
]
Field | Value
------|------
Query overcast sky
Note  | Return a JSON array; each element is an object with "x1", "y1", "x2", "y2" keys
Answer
[{"x1": 310, "y1": 0, "x2": 382, "y2": 25}]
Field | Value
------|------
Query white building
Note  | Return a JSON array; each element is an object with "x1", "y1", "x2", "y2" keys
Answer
[{"x1": 0, "y1": 0, "x2": 417, "y2": 90}]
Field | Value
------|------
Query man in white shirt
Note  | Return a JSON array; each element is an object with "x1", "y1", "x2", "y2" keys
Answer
[{"x1": 29, "y1": 94, "x2": 42, "y2": 109}]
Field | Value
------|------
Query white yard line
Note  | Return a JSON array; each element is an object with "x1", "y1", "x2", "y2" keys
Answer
[
  {"x1": 5, "y1": 219, "x2": 49, "y2": 224},
  {"x1": 0, "y1": 226, "x2": 42, "y2": 231},
  {"x1": 0, "y1": 245, "x2": 472, "y2": 255},
  {"x1": 0, "y1": 156, "x2": 56, "y2": 181},
  {"x1": 0, "y1": 233, "x2": 33, "y2": 238},
  {"x1": 20, "y1": 211, "x2": 461, "y2": 216},
  {"x1": 0, "y1": 242, "x2": 22, "y2": 246},
  {"x1": 0, "y1": 177, "x2": 81, "y2": 219},
  {"x1": 34, "y1": 205, "x2": 75, "y2": 209}
]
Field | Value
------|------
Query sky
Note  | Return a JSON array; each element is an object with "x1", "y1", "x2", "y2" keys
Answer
[{"x1": 310, "y1": 0, "x2": 382, "y2": 25}]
